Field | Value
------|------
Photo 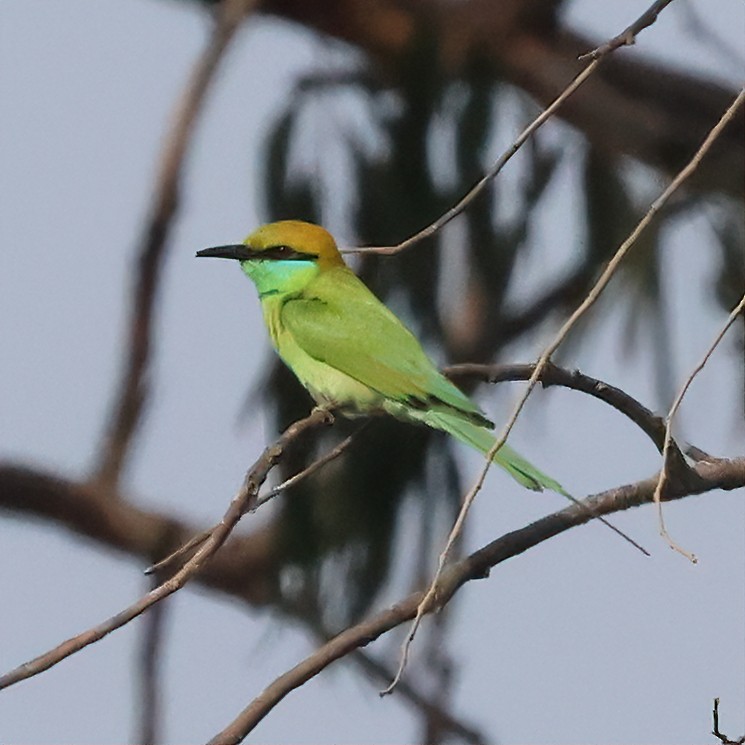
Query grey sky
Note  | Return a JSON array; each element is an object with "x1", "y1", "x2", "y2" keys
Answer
[{"x1": 1, "y1": 1, "x2": 743, "y2": 742}]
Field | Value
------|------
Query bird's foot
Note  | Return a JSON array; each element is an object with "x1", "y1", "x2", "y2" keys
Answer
[{"x1": 311, "y1": 405, "x2": 336, "y2": 425}]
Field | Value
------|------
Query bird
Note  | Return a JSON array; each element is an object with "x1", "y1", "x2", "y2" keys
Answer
[{"x1": 196, "y1": 220, "x2": 563, "y2": 493}]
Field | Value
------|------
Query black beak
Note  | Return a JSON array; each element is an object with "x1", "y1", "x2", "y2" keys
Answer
[{"x1": 196, "y1": 244, "x2": 254, "y2": 260}]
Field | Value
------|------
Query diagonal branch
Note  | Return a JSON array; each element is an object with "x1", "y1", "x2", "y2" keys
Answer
[
  {"x1": 357, "y1": 0, "x2": 681, "y2": 256},
  {"x1": 578, "y1": 0, "x2": 677, "y2": 61},
  {"x1": 0, "y1": 408, "x2": 332, "y2": 692},
  {"x1": 93, "y1": 0, "x2": 257, "y2": 489},
  {"x1": 259, "y1": 0, "x2": 743, "y2": 198},
  {"x1": 387, "y1": 83, "x2": 745, "y2": 692},
  {"x1": 345, "y1": 58, "x2": 601, "y2": 256},
  {"x1": 207, "y1": 454, "x2": 745, "y2": 744},
  {"x1": 2, "y1": 452, "x2": 742, "y2": 740}
]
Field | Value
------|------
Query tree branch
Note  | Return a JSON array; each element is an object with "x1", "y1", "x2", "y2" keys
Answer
[
  {"x1": 578, "y1": 0, "x2": 676, "y2": 61},
  {"x1": 207, "y1": 454, "x2": 745, "y2": 743},
  {"x1": 0, "y1": 408, "x2": 332, "y2": 691},
  {"x1": 259, "y1": 0, "x2": 743, "y2": 198},
  {"x1": 94, "y1": 0, "x2": 257, "y2": 488},
  {"x1": 446, "y1": 361, "x2": 668, "y2": 450},
  {"x1": 2, "y1": 443, "x2": 741, "y2": 740}
]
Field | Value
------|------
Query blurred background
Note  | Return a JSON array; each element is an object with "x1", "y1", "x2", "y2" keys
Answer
[{"x1": 1, "y1": 0, "x2": 743, "y2": 742}]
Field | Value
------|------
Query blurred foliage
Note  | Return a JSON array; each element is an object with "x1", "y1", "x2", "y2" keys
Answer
[{"x1": 247, "y1": 32, "x2": 743, "y2": 626}]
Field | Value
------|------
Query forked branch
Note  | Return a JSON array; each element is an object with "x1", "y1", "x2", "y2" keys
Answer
[
  {"x1": 208, "y1": 455, "x2": 745, "y2": 744},
  {"x1": 0, "y1": 408, "x2": 332, "y2": 691}
]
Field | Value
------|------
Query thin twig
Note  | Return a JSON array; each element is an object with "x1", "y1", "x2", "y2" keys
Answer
[
  {"x1": 652, "y1": 290, "x2": 745, "y2": 562},
  {"x1": 253, "y1": 428, "x2": 363, "y2": 511},
  {"x1": 144, "y1": 528, "x2": 213, "y2": 577},
  {"x1": 712, "y1": 697, "x2": 745, "y2": 745},
  {"x1": 352, "y1": 648, "x2": 484, "y2": 745},
  {"x1": 578, "y1": 0, "x2": 677, "y2": 61},
  {"x1": 93, "y1": 0, "x2": 257, "y2": 488},
  {"x1": 206, "y1": 455, "x2": 745, "y2": 744},
  {"x1": 0, "y1": 409, "x2": 332, "y2": 691},
  {"x1": 343, "y1": 60, "x2": 600, "y2": 257},
  {"x1": 144, "y1": 426, "x2": 359, "y2": 576},
  {"x1": 386, "y1": 84, "x2": 745, "y2": 694}
]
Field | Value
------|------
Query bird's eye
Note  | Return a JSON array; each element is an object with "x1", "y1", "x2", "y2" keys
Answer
[
  {"x1": 269, "y1": 245, "x2": 294, "y2": 258},
  {"x1": 265, "y1": 244, "x2": 315, "y2": 261}
]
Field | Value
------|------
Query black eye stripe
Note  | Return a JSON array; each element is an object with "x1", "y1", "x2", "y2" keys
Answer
[{"x1": 263, "y1": 245, "x2": 317, "y2": 261}]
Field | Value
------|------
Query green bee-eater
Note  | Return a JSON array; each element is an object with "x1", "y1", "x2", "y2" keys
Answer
[{"x1": 197, "y1": 220, "x2": 562, "y2": 492}]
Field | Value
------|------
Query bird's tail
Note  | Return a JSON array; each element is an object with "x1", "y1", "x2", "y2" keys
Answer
[{"x1": 425, "y1": 411, "x2": 565, "y2": 493}]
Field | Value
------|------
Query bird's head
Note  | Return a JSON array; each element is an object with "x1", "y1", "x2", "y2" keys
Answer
[{"x1": 196, "y1": 220, "x2": 345, "y2": 269}]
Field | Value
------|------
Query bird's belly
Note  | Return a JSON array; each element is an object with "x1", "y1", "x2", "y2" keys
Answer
[{"x1": 274, "y1": 329, "x2": 382, "y2": 413}]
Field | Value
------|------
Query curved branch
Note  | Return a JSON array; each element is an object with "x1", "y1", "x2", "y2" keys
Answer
[
  {"x1": 445, "y1": 361, "x2": 703, "y2": 515},
  {"x1": 0, "y1": 461, "x2": 488, "y2": 743},
  {"x1": 94, "y1": 0, "x2": 257, "y2": 488},
  {"x1": 446, "y1": 362, "x2": 667, "y2": 449},
  {"x1": 0, "y1": 465, "x2": 276, "y2": 604},
  {"x1": 208, "y1": 454, "x2": 745, "y2": 744},
  {"x1": 345, "y1": 0, "x2": 680, "y2": 257},
  {"x1": 260, "y1": 0, "x2": 743, "y2": 198},
  {"x1": 0, "y1": 408, "x2": 332, "y2": 691}
]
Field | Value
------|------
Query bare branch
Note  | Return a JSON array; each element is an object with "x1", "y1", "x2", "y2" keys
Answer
[
  {"x1": 253, "y1": 427, "x2": 363, "y2": 509},
  {"x1": 653, "y1": 291, "x2": 745, "y2": 561},
  {"x1": 144, "y1": 528, "x2": 213, "y2": 577},
  {"x1": 446, "y1": 362, "x2": 670, "y2": 454},
  {"x1": 343, "y1": 58, "x2": 601, "y2": 256},
  {"x1": 387, "y1": 83, "x2": 745, "y2": 692},
  {"x1": 94, "y1": 0, "x2": 257, "y2": 489},
  {"x1": 712, "y1": 697, "x2": 745, "y2": 745},
  {"x1": 207, "y1": 455, "x2": 745, "y2": 744},
  {"x1": 0, "y1": 408, "x2": 332, "y2": 691},
  {"x1": 578, "y1": 0, "x2": 677, "y2": 61},
  {"x1": 144, "y1": 424, "x2": 362, "y2": 576},
  {"x1": 264, "y1": 0, "x2": 743, "y2": 198},
  {"x1": 448, "y1": 361, "x2": 706, "y2": 494}
]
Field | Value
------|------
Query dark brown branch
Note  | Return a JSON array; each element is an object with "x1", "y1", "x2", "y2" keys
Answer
[
  {"x1": 712, "y1": 697, "x2": 745, "y2": 745},
  {"x1": 0, "y1": 408, "x2": 332, "y2": 691},
  {"x1": 446, "y1": 362, "x2": 667, "y2": 449},
  {"x1": 260, "y1": 0, "x2": 743, "y2": 198},
  {"x1": 2, "y1": 452, "x2": 741, "y2": 739},
  {"x1": 0, "y1": 464, "x2": 486, "y2": 744},
  {"x1": 207, "y1": 455, "x2": 745, "y2": 743},
  {"x1": 446, "y1": 361, "x2": 702, "y2": 491},
  {"x1": 94, "y1": 0, "x2": 257, "y2": 488},
  {"x1": 0, "y1": 467, "x2": 276, "y2": 606}
]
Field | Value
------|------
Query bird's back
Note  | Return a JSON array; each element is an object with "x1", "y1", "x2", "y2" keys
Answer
[{"x1": 274, "y1": 265, "x2": 492, "y2": 427}]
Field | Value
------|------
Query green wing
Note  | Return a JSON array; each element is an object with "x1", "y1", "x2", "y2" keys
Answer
[{"x1": 281, "y1": 268, "x2": 490, "y2": 426}]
